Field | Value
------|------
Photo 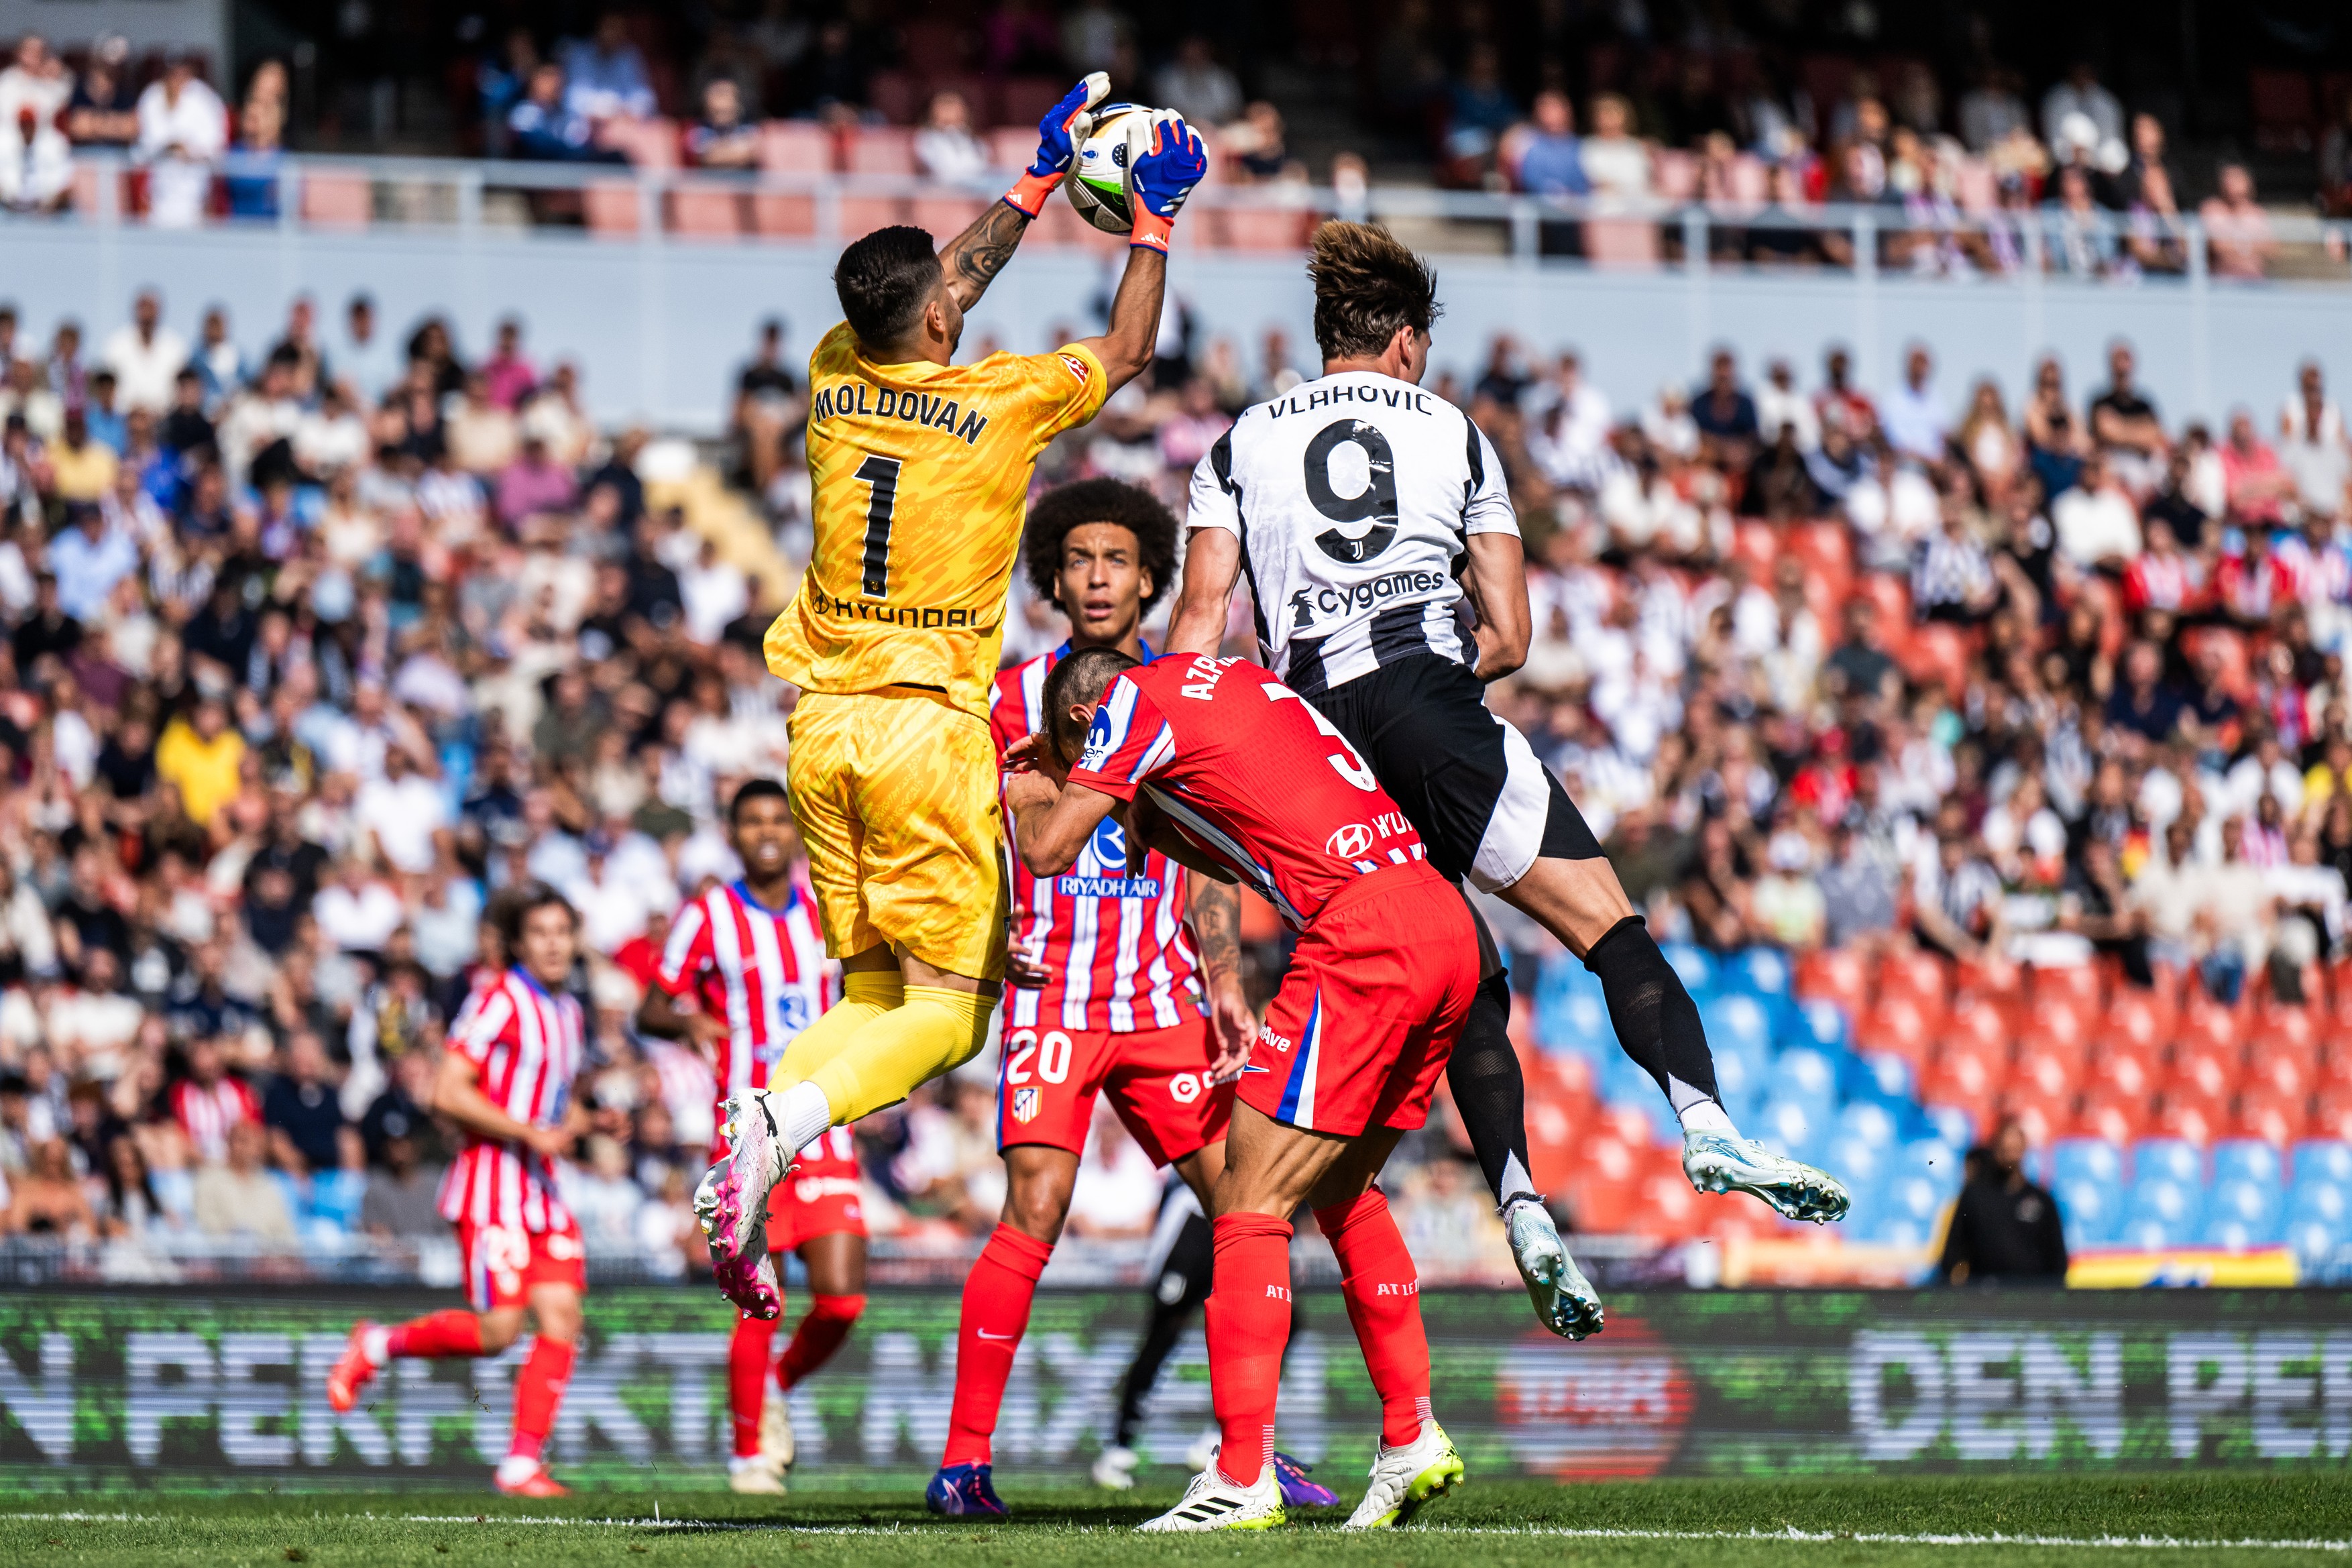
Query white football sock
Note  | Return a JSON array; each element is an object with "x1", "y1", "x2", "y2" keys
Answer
[
  {"x1": 494, "y1": 1455, "x2": 541, "y2": 1486},
  {"x1": 361, "y1": 1327, "x2": 391, "y2": 1365},
  {"x1": 767, "y1": 1080, "x2": 834, "y2": 1164},
  {"x1": 1677, "y1": 1099, "x2": 1738, "y2": 1139}
]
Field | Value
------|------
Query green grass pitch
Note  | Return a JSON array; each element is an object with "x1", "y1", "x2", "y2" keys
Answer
[{"x1": 5, "y1": 1475, "x2": 2350, "y2": 1567}]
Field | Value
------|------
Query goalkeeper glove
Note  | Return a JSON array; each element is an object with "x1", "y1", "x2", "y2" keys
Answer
[
  {"x1": 1002, "y1": 72, "x2": 1111, "y2": 219},
  {"x1": 1128, "y1": 110, "x2": 1209, "y2": 252}
]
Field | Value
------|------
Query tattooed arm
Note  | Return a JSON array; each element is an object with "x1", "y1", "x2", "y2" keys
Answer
[
  {"x1": 1184, "y1": 875, "x2": 1257, "y2": 1081},
  {"x1": 938, "y1": 201, "x2": 1032, "y2": 311},
  {"x1": 1072, "y1": 247, "x2": 1166, "y2": 396}
]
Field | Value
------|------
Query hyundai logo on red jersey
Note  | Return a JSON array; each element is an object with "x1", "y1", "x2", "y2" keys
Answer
[{"x1": 1325, "y1": 822, "x2": 1376, "y2": 858}]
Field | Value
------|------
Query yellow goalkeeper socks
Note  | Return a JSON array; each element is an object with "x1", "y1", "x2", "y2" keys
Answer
[
  {"x1": 777, "y1": 969, "x2": 905, "y2": 1084},
  {"x1": 805, "y1": 985, "x2": 997, "y2": 1123}
]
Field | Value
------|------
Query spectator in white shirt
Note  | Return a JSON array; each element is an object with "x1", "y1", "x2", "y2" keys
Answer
[
  {"x1": 354, "y1": 746, "x2": 448, "y2": 875},
  {"x1": 133, "y1": 56, "x2": 229, "y2": 229},
  {"x1": 0, "y1": 35, "x2": 74, "y2": 211},
  {"x1": 1153, "y1": 36, "x2": 1242, "y2": 129},
  {"x1": 312, "y1": 858, "x2": 406, "y2": 952},
  {"x1": 2051, "y1": 453, "x2": 2142, "y2": 569},
  {"x1": 1755, "y1": 358, "x2": 1820, "y2": 452},
  {"x1": 102, "y1": 292, "x2": 190, "y2": 417},
  {"x1": 677, "y1": 537, "x2": 748, "y2": 645},
  {"x1": 1881, "y1": 345, "x2": 1947, "y2": 463},
  {"x1": 913, "y1": 90, "x2": 990, "y2": 182},
  {"x1": 2040, "y1": 61, "x2": 2124, "y2": 163},
  {"x1": 1846, "y1": 445, "x2": 1940, "y2": 572},
  {"x1": 1524, "y1": 351, "x2": 1614, "y2": 489}
]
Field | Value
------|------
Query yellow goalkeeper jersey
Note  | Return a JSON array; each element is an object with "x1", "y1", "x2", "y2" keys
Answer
[{"x1": 765, "y1": 322, "x2": 1111, "y2": 718}]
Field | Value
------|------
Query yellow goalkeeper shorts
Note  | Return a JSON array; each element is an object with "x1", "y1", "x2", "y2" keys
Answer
[{"x1": 787, "y1": 686, "x2": 1009, "y2": 983}]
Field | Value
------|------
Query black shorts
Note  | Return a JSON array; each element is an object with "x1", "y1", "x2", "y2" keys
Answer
[{"x1": 1308, "y1": 653, "x2": 1602, "y2": 890}]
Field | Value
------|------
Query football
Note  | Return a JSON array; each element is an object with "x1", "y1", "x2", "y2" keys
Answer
[{"x1": 1065, "y1": 101, "x2": 1156, "y2": 233}]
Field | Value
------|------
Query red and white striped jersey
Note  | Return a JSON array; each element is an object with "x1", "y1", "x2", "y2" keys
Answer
[
  {"x1": 172, "y1": 1076, "x2": 260, "y2": 1164},
  {"x1": 993, "y1": 648, "x2": 1203, "y2": 1035},
  {"x1": 655, "y1": 879, "x2": 837, "y2": 1115},
  {"x1": 790, "y1": 1123, "x2": 862, "y2": 1188},
  {"x1": 435, "y1": 967, "x2": 587, "y2": 1233}
]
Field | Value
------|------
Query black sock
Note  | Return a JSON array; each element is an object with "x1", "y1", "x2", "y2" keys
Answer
[
  {"x1": 1445, "y1": 970, "x2": 1540, "y2": 1211},
  {"x1": 1583, "y1": 915, "x2": 1722, "y2": 1115},
  {"x1": 1112, "y1": 1211, "x2": 1213, "y2": 1448}
]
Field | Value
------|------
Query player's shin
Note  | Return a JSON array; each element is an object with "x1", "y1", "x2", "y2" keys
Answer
[
  {"x1": 1205, "y1": 1212, "x2": 1294, "y2": 1488},
  {"x1": 729, "y1": 1313, "x2": 781, "y2": 1459},
  {"x1": 1583, "y1": 915, "x2": 1736, "y2": 1136},
  {"x1": 1312, "y1": 1189, "x2": 1431, "y2": 1449},
  {"x1": 805, "y1": 986, "x2": 995, "y2": 1123},
  {"x1": 500, "y1": 1335, "x2": 575, "y2": 1484},
  {"x1": 942, "y1": 1226, "x2": 1053, "y2": 1466},
  {"x1": 775, "y1": 968, "x2": 904, "y2": 1082},
  {"x1": 779, "y1": 1294, "x2": 865, "y2": 1388}
]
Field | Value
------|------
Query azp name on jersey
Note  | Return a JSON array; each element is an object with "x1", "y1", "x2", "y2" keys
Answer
[{"x1": 809, "y1": 380, "x2": 991, "y2": 445}]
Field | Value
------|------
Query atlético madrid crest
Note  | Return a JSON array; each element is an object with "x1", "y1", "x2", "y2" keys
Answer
[{"x1": 1013, "y1": 1086, "x2": 1040, "y2": 1123}]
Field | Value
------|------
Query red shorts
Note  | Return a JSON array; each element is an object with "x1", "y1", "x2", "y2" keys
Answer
[
  {"x1": 712, "y1": 1122, "x2": 870, "y2": 1253},
  {"x1": 997, "y1": 1015, "x2": 1233, "y2": 1167},
  {"x1": 456, "y1": 1213, "x2": 587, "y2": 1312},
  {"x1": 1238, "y1": 864, "x2": 1478, "y2": 1138}
]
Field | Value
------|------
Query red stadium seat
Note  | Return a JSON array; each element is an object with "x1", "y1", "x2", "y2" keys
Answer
[
  {"x1": 2091, "y1": 1045, "x2": 2162, "y2": 1103},
  {"x1": 2171, "y1": 1045, "x2": 2238, "y2": 1105},
  {"x1": 2009, "y1": 1048, "x2": 2076, "y2": 1103},
  {"x1": 1207, "y1": 207, "x2": 1320, "y2": 251},
  {"x1": 583, "y1": 178, "x2": 643, "y2": 236},
  {"x1": 910, "y1": 193, "x2": 989, "y2": 236},
  {"x1": 1795, "y1": 948, "x2": 1870, "y2": 1017},
  {"x1": 1731, "y1": 520, "x2": 1780, "y2": 580},
  {"x1": 2235, "y1": 1086, "x2": 2305, "y2": 1147},
  {"x1": 2001, "y1": 1090, "x2": 2069, "y2": 1152},
  {"x1": 2310, "y1": 1095, "x2": 2352, "y2": 1143},
  {"x1": 1630, "y1": 1155, "x2": 1705, "y2": 1239},
  {"x1": 2156, "y1": 1098, "x2": 2222, "y2": 1146},
  {"x1": 1856, "y1": 993, "x2": 1937, "y2": 1071},
  {"x1": 759, "y1": 121, "x2": 835, "y2": 174},
  {"x1": 2033, "y1": 962, "x2": 2105, "y2": 1014},
  {"x1": 2244, "y1": 1052, "x2": 2312, "y2": 1103},
  {"x1": 1899, "y1": 622, "x2": 1974, "y2": 699},
  {"x1": 1878, "y1": 947, "x2": 1950, "y2": 1010},
  {"x1": 2176, "y1": 1002, "x2": 2245, "y2": 1058},
  {"x1": 1921, "y1": 1046, "x2": 2002, "y2": 1117},
  {"x1": 1563, "y1": 1135, "x2": 1639, "y2": 1232},
  {"x1": 837, "y1": 193, "x2": 911, "y2": 239},
  {"x1": 299, "y1": 169, "x2": 372, "y2": 229},
  {"x1": 2073, "y1": 1092, "x2": 2152, "y2": 1145},
  {"x1": 844, "y1": 126, "x2": 919, "y2": 175},
  {"x1": 1956, "y1": 953, "x2": 2024, "y2": 1002},
  {"x1": 2105, "y1": 989, "x2": 2174, "y2": 1055},
  {"x1": 1944, "y1": 1001, "x2": 2011, "y2": 1062},
  {"x1": 750, "y1": 191, "x2": 818, "y2": 237},
  {"x1": 668, "y1": 186, "x2": 746, "y2": 239}
]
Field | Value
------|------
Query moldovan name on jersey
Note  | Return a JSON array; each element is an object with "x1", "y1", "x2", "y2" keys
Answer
[{"x1": 808, "y1": 381, "x2": 992, "y2": 446}]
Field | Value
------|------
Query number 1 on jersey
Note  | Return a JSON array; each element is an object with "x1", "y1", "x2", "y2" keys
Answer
[{"x1": 856, "y1": 453, "x2": 902, "y2": 598}]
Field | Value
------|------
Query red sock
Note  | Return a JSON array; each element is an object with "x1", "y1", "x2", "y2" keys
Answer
[
  {"x1": 384, "y1": 1309, "x2": 483, "y2": 1360},
  {"x1": 779, "y1": 1294, "x2": 864, "y2": 1389},
  {"x1": 507, "y1": 1337, "x2": 576, "y2": 1463},
  {"x1": 1314, "y1": 1188, "x2": 1431, "y2": 1449},
  {"x1": 940, "y1": 1225, "x2": 1053, "y2": 1467},
  {"x1": 1206, "y1": 1211, "x2": 1293, "y2": 1488},
  {"x1": 730, "y1": 1312, "x2": 781, "y2": 1459}
]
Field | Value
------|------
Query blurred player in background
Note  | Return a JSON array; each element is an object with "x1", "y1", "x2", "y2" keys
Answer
[
  {"x1": 327, "y1": 883, "x2": 588, "y2": 1498},
  {"x1": 1008, "y1": 647, "x2": 1478, "y2": 1533},
  {"x1": 700, "y1": 76, "x2": 1211, "y2": 1319},
  {"x1": 638, "y1": 779, "x2": 867, "y2": 1495},
  {"x1": 1170, "y1": 223, "x2": 1848, "y2": 1335},
  {"x1": 928, "y1": 479, "x2": 1330, "y2": 1518}
]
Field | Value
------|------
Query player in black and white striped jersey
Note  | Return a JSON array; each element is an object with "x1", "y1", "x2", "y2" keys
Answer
[{"x1": 1170, "y1": 223, "x2": 1848, "y2": 1347}]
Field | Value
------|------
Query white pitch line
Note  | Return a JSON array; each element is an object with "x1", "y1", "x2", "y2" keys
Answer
[{"x1": 4, "y1": 1514, "x2": 2346, "y2": 1551}]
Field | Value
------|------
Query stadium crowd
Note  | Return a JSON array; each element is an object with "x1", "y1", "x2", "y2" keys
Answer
[
  {"x1": 0, "y1": 266, "x2": 2348, "y2": 1272},
  {"x1": 0, "y1": 9, "x2": 2324, "y2": 284}
]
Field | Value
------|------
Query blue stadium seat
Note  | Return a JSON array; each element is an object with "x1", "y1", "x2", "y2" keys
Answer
[
  {"x1": 1753, "y1": 1097, "x2": 1822, "y2": 1162},
  {"x1": 2285, "y1": 1217, "x2": 2345, "y2": 1270},
  {"x1": 1699, "y1": 994, "x2": 1774, "y2": 1062},
  {"x1": 1771, "y1": 1047, "x2": 1839, "y2": 1121},
  {"x1": 1921, "y1": 1104, "x2": 1976, "y2": 1152},
  {"x1": 2119, "y1": 1178, "x2": 2203, "y2": 1248},
  {"x1": 1885, "y1": 1170, "x2": 1950, "y2": 1226},
  {"x1": 1792, "y1": 997, "x2": 1852, "y2": 1054},
  {"x1": 2202, "y1": 1178, "x2": 2284, "y2": 1248},
  {"x1": 2213, "y1": 1139, "x2": 2284, "y2": 1189},
  {"x1": 2054, "y1": 1176, "x2": 2123, "y2": 1247},
  {"x1": 307, "y1": 1169, "x2": 367, "y2": 1231},
  {"x1": 1539, "y1": 989, "x2": 1615, "y2": 1062},
  {"x1": 2052, "y1": 1138, "x2": 2126, "y2": 1193},
  {"x1": 1869, "y1": 1213, "x2": 1940, "y2": 1250},
  {"x1": 1836, "y1": 1100, "x2": 1901, "y2": 1151},
  {"x1": 1659, "y1": 942, "x2": 1715, "y2": 997},
  {"x1": 2292, "y1": 1141, "x2": 2352, "y2": 1190},
  {"x1": 1895, "y1": 1138, "x2": 1966, "y2": 1195},
  {"x1": 1722, "y1": 947, "x2": 1793, "y2": 1000},
  {"x1": 2133, "y1": 1138, "x2": 2204, "y2": 1187},
  {"x1": 2287, "y1": 1180, "x2": 2350, "y2": 1231},
  {"x1": 1842, "y1": 1050, "x2": 1913, "y2": 1109},
  {"x1": 1824, "y1": 1135, "x2": 1886, "y2": 1192},
  {"x1": 1709, "y1": 1047, "x2": 1764, "y2": 1124}
]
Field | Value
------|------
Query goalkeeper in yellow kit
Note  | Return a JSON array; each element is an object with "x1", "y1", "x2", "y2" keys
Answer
[{"x1": 699, "y1": 74, "x2": 1211, "y2": 1317}]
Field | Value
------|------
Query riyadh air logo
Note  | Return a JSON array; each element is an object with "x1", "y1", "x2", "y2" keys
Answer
[
  {"x1": 1326, "y1": 823, "x2": 1375, "y2": 858},
  {"x1": 1011, "y1": 1086, "x2": 1040, "y2": 1123},
  {"x1": 1078, "y1": 707, "x2": 1116, "y2": 771},
  {"x1": 1088, "y1": 816, "x2": 1129, "y2": 874}
]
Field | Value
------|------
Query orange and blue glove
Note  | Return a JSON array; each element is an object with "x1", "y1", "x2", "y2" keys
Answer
[
  {"x1": 1129, "y1": 110, "x2": 1209, "y2": 252},
  {"x1": 1002, "y1": 71, "x2": 1111, "y2": 219}
]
